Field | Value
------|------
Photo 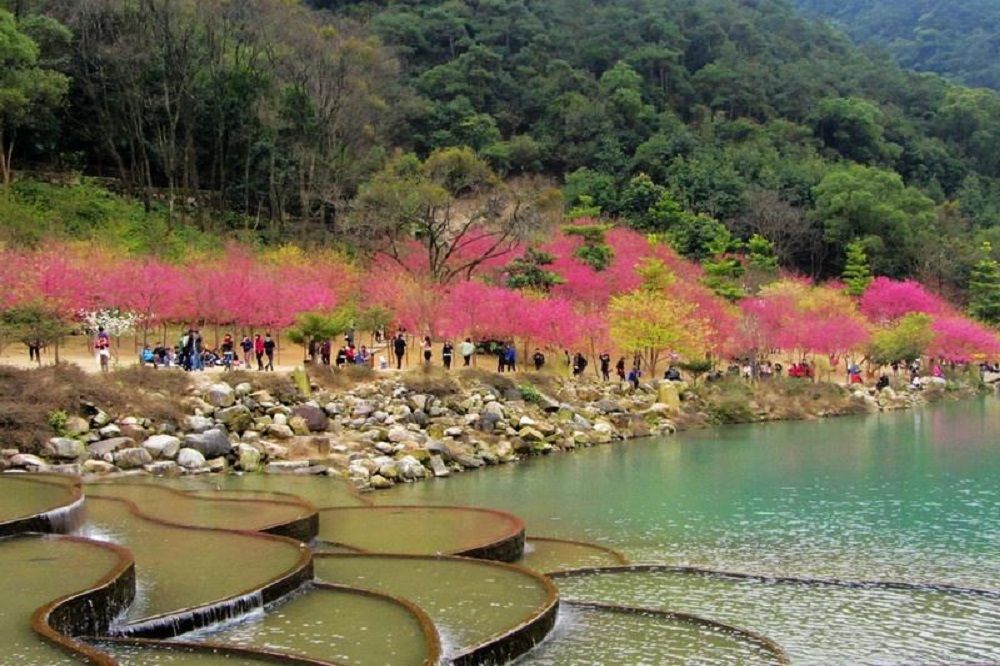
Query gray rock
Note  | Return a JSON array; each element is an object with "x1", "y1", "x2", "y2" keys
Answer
[
  {"x1": 478, "y1": 412, "x2": 503, "y2": 432},
  {"x1": 396, "y1": 456, "x2": 427, "y2": 480},
  {"x1": 45, "y1": 437, "x2": 86, "y2": 460},
  {"x1": 183, "y1": 429, "x2": 232, "y2": 457},
  {"x1": 518, "y1": 427, "x2": 545, "y2": 442},
  {"x1": 145, "y1": 461, "x2": 179, "y2": 476},
  {"x1": 89, "y1": 437, "x2": 136, "y2": 460},
  {"x1": 454, "y1": 453, "x2": 485, "y2": 469},
  {"x1": 207, "y1": 457, "x2": 227, "y2": 473},
  {"x1": 483, "y1": 401, "x2": 505, "y2": 418},
  {"x1": 46, "y1": 463, "x2": 83, "y2": 475},
  {"x1": 234, "y1": 382, "x2": 253, "y2": 396},
  {"x1": 98, "y1": 424, "x2": 122, "y2": 438},
  {"x1": 369, "y1": 474, "x2": 393, "y2": 489},
  {"x1": 91, "y1": 410, "x2": 111, "y2": 427},
  {"x1": 293, "y1": 404, "x2": 328, "y2": 432},
  {"x1": 184, "y1": 415, "x2": 214, "y2": 433},
  {"x1": 263, "y1": 442, "x2": 289, "y2": 459},
  {"x1": 114, "y1": 447, "x2": 153, "y2": 469},
  {"x1": 142, "y1": 435, "x2": 181, "y2": 460},
  {"x1": 206, "y1": 383, "x2": 236, "y2": 408},
  {"x1": 387, "y1": 425, "x2": 413, "y2": 443},
  {"x1": 430, "y1": 455, "x2": 451, "y2": 478},
  {"x1": 177, "y1": 447, "x2": 206, "y2": 469},
  {"x1": 10, "y1": 453, "x2": 47, "y2": 470},
  {"x1": 266, "y1": 424, "x2": 295, "y2": 440},
  {"x1": 63, "y1": 416, "x2": 90, "y2": 437},
  {"x1": 82, "y1": 459, "x2": 116, "y2": 475},
  {"x1": 216, "y1": 405, "x2": 253, "y2": 432},
  {"x1": 119, "y1": 423, "x2": 147, "y2": 442},
  {"x1": 236, "y1": 444, "x2": 262, "y2": 472},
  {"x1": 265, "y1": 460, "x2": 311, "y2": 474}
]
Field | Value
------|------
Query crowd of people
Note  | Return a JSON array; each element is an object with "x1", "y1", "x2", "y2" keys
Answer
[{"x1": 128, "y1": 329, "x2": 277, "y2": 372}]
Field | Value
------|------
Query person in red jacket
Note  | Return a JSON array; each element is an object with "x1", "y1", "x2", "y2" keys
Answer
[{"x1": 254, "y1": 334, "x2": 265, "y2": 371}]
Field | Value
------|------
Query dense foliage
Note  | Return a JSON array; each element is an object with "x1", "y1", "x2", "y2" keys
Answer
[
  {"x1": 2, "y1": 0, "x2": 1000, "y2": 301},
  {"x1": 795, "y1": 0, "x2": 1000, "y2": 90}
]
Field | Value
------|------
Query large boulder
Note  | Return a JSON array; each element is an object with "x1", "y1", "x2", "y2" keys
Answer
[
  {"x1": 114, "y1": 447, "x2": 153, "y2": 470},
  {"x1": 657, "y1": 382, "x2": 681, "y2": 414},
  {"x1": 10, "y1": 453, "x2": 47, "y2": 470},
  {"x1": 63, "y1": 416, "x2": 90, "y2": 437},
  {"x1": 292, "y1": 404, "x2": 328, "y2": 432},
  {"x1": 89, "y1": 437, "x2": 136, "y2": 460},
  {"x1": 236, "y1": 443, "x2": 262, "y2": 472},
  {"x1": 45, "y1": 437, "x2": 86, "y2": 461},
  {"x1": 215, "y1": 405, "x2": 253, "y2": 432},
  {"x1": 177, "y1": 447, "x2": 206, "y2": 470},
  {"x1": 205, "y1": 383, "x2": 236, "y2": 408},
  {"x1": 266, "y1": 424, "x2": 294, "y2": 440},
  {"x1": 184, "y1": 415, "x2": 215, "y2": 433},
  {"x1": 183, "y1": 428, "x2": 232, "y2": 457},
  {"x1": 142, "y1": 435, "x2": 181, "y2": 460}
]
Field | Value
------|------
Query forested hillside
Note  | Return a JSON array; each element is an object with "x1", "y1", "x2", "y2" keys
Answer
[
  {"x1": 795, "y1": 0, "x2": 1000, "y2": 91},
  {"x1": 3, "y1": 0, "x2": 1000, "y2": 300}
]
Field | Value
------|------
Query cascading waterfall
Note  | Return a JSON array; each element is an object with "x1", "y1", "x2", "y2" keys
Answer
[
  {"x1": 111, "y1": 589, "x2": 265, "y2": 639},
  {"x1": 43, "y1": 495, "x2": 85, "y2": 533}
]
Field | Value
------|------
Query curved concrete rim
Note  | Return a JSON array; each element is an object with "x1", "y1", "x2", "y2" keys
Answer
[
  {"x1": 88, "y1": 480, "x2": 319, "y2": 541},
  {"x1": 86, "y1": 636, "x2": 347, "y2": 665},
  {"x1": 18, "y1": 533, "x2": 137, "y2": 666},
  {"x1": 315, "y1": 552, "x2": 559, "y2": 665},
  {"x1": 525, "y1": 536, "x2": 630, "y2": 573},
  {"x1": 316, "y1": 505, "x2": 526, "y2": 562},
  {"x1": 0, "y1": 473, "x2": 85, "y2": 536},
  {"x1": 85, "y1": 494, "x2": 313, "y2": 638},
  {"x1": 564, "y1": 599, "x2": 791, "y2": 665},
  {"x1": 548, "y1": 563, "x2": 1000, "y2": 598}
]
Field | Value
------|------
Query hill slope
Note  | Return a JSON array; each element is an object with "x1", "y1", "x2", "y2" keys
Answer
[{"x1": 794, "y1": 0, "x2": 1000, "y2": 90}]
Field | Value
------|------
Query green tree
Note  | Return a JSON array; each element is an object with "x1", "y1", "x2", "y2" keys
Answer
[
  {"x1": 812, "y1": 164, "x2": 936, "y2": 277},
  {"x1": 0, "y1": 9, "x2": 69, "y2": 191},
  {"x1": 286, "y1": 305, "x2": 357, "y2": 363},
  {"x1": 968, "y1": 242, "x2": 1000, "y2": 325},
  {"x1": 504, "y1": 248, "x2": 563, "y2": 292},
  {"x1": 842, "y1": 239, "x2": 873, "y2": 296},
  {"x1": 564, "y1": 223, "x2": 613, "y2": 271},
  {"x1": 869, "y1": 313, "x2": 934, "y2": 364},
  {"x1": 0, "y1": 302, "x2": 70, "y2": 364}
]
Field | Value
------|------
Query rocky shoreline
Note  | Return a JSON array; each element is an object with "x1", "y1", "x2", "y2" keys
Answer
[{"x1": 0, "y1": 368, "x2": 987, "y2": 490}]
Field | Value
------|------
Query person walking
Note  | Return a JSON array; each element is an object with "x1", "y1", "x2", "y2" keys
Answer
[
  {"x1": 190, "y1": 330, "x2": 204, "y2": 372},
  {"x1": 264, "y1": 333, "x2": 276, "y2": 371},
  {"x1": 533, "y1": 349, "x2": 545, "y2": 371},
  {"x1": 254, "y1": 334, "x2": 265, "y2": 371},
  {"x1": 95, "y1": 336, "x2": 111, "y2": 373},
  {"x1": 599, "y1": 352, "x2": 611, "y2": 381},
  {"x1": 460, "y1": 338, "x2": 475, "y2": 367},
  {"x1": 393, "y1": 333, "x2": 407, "y2": 370},
  {"x1": 497, "y1": 343, "x2": 507, "y2": 373},
  {"x1": 505, "y1": 343, "x2": 517, "y2": 373},
  {"x1": 221, "y1": 334, "x2": 235, "y2": 371},
  {"x1": 422, "y1": 336, "x2": 433, "y2": 365},
  {"x1": 320, "y1": 339, "x2": 332, "y2": 366},
  {"x1": 442, "y1": 341, "x2": 454, "y2": 370},
  {"x1": 240, "y1": 336, "x2": 253, "y2": 369},
  {"x1": 616, "y1": 356, "x2": 626, "y2": 381}
]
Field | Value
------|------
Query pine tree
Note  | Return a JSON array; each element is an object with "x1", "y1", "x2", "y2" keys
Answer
[
  {"x1": 842, "y1": 239, "x2": 873, "y2": 297},
  {"x1": 969, "y1": 242, "x2": 1000, "y2": 325}
]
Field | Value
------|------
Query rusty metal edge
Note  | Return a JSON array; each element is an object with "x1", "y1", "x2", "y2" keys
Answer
[{"x1": 315, "y1": 505, "x2": 527, "y2": 562}]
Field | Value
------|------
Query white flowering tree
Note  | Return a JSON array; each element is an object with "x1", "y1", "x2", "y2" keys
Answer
[{"x1": 79, "y1": 309, "x2": 141, "y2": 363}]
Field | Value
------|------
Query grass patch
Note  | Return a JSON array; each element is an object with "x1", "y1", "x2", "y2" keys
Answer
[
  {"x1": 225, "y1": 370, "x2": 301, "y2": 402},
  {"x1": 309, "y1": 365, "x2": 377, "y2": 392},
  {"x1": 0, "y1": 364, "x2": 189, "y2": 454},
  {"x1": 402, "y1": 366, "x2": 460, "y2": 396},
  {"x1": 456, "y1": 367, "x2": 516, "y2": 394}
]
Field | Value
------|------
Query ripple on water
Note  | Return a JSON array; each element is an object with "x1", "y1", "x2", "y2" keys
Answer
[
  {"x1": 555, "y1": 569, "x2": 1000, "y2": 664},
  {"x1": 516, "y1": 604, "x2": 780, "y2": 665}
]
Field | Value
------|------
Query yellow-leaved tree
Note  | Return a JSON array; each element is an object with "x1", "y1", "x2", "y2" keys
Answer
[{"x1": 609, "y1": 288, "x2": 711, "y2": 376}]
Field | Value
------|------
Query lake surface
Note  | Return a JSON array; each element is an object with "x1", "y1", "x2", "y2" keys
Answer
[
  {"x1": 385, "y1": 397, "x2": 1000, "y2": 663},
  {"x1": 388, "y1": 397, "x2": 1000, "y2": 589}
]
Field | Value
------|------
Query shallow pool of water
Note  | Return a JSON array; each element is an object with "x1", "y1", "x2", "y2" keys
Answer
[
  {"x1": 79, "y1": 496, "x2": 305, "y2": 624},
  {"x1": 0, "y1": 535, "x2": 123, "y2": 665},
  {"x1": 315, "y1": 554, "x2": 553, "y2": 656},
  {"x1": 515, "y1": 604, "x2": 780, "y2": 665},
  {"x1": 188, "y1": 585, "x2": 435, "y2": 665},
  {"x1": 0, "y1": 475, "x2": 78, "y2": 525}
]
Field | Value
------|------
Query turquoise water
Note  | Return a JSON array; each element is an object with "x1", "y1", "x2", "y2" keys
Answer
[{"x1": 387, "y1": 398, "x2": 1000, "y2": 589}]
